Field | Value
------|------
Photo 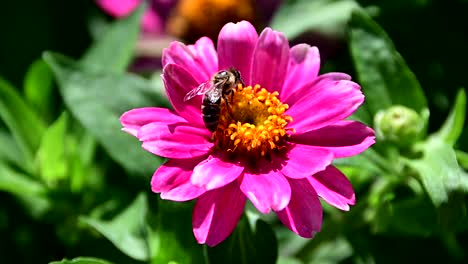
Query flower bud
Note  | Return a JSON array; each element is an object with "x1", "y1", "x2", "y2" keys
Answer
[{"x1": 374, "y1": 105, "x2": 426, "y2": 146}]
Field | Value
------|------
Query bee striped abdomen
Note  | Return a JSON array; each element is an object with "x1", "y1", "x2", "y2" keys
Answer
[{"x1": 201, "y1": 96, "x2": 221, "y2": 132}]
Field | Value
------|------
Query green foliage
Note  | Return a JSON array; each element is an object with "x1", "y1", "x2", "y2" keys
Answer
[
  {"x1": 406, "y1": 138, "x2": 463, "y2": 206},
  {"x1": 0, "y1": 162, "x2": 50, "y2": 218},
  {"x1": 23, "y1": 58, "x2": 55, "y2": 122},
  {"x1": 50, "y1": 257, "x2": 113, "y2": 264},
  {"x1": 0, "y1": 77, "x2": 46, "y2": 169},
  {"x1": 434, "y1": 89, "x2": 466, "y2": 146},
  {"x1": 349, "y1": 9, "x2": 428, "y2": 118},
  {"x1": 44, "y1": 53, "x2": 164, "y2": 176},
  {"x1": 35, "y1": 112, "x2": 69, "y2": 185},
  {"x1": 205, "y1": 213, "x2": 278, "y2": 264},
  {"x1": 271, "y1": 0, "x2": 360, "y2": 39},
  {"x1": 81, "y1": 193, "x2": 150, "y2": 261},
  {"x1": 80, "y1": 4, "x2": 144, "y2": 73}
]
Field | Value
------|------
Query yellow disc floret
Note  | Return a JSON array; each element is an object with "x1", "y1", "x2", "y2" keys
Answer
[{"x1": 214, "y1": 84, "x2": 294, "y2": 158}]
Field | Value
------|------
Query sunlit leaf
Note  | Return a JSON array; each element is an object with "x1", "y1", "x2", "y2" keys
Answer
[
  {"x1": 0, "y1": 77, "x2": 46, "y2": 164},
  {"x1": 271, "y1": 0, "x2": 360, "y2": 40},
  {"x1": 80, "y1": 4, "x2": 144, "y2": 73},
  {"x1": 405, "y1": 138, "x2": 462, "y2": 206},
  {"x1": 434, "y1": 89, "x2": 466, "y2": 146},
  {"x1": 49, "y1": 257, "x2": 113, "y2": 264},
  {"x1": 67, "y1": 131, "x2": 98, "y2": 193},
  {"x1": 23, "y1": 58, "x2": 54, "y2": 121},
  {"x1": 44, "y1": 52, "x2": 164, "y2": 176},
  {"x1": 35, "y1": 112, "x2": 68, "y2": 185},
  {"x1": 80, "y1": 193, "x2": 150, "y2": 261},
  {"x1": 349, "y1": 10, "x2": 428, "y2": 117}
]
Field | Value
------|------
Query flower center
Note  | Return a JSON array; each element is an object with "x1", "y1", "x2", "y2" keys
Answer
[{"x1": 214, "y1": 84, "x2": 294, "y2": 157}]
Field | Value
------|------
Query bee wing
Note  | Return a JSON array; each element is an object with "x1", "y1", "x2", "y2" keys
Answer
[{"x1": 183, "y1": 81, "x2": 212, "y2": 101}]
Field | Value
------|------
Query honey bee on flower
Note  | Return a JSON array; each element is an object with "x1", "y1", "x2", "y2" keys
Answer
[
  {"x1": 183, "y1": 68, "x2": 244, "y2": 132},
  {"x1": 121, "y1": 21, "x2": 375, "y2": 246}
]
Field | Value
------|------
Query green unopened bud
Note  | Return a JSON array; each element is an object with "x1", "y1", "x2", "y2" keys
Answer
[{"x1": 374, "y1": 105, "x2": 426, "y2": 146}]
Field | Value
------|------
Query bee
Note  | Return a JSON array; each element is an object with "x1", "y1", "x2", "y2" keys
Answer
[{"x1": 184, "y1": 68, "x2": 244, "y2": 132}]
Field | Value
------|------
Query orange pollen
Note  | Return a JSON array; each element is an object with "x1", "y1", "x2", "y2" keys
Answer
[{"x1": 214, "y1": 84, "x2": 294, "y2": 157}]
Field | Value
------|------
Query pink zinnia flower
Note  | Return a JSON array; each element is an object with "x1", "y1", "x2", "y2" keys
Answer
[{"x1": 121, "y1": 21, "x2": 375, "y2": 246}]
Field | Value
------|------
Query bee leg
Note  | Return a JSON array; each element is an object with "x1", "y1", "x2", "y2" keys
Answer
[{"x1": 223, "y1": 94, "x2": 234, "y2": 118}]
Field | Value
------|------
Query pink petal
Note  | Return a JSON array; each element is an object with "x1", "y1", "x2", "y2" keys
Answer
[
  {"x1": 278, "y1": 144, "x2": 334, "y2": 179},
  {"x1": 276, "y1": 178, "x2": 322, "y2": 238},
  {"x1": 162, "y1": 38, "x2": 217, "y2": 84},
  {"x1": 138, "y1": 122, "x2": 212, "y2": 158},
  {"x1": 285, "y1": 72, "x2": 351, "y2": 106},
  {"x1": 141, "y1": 8, "x2": 163, "y2": 35},
  {"x1": 217, "y1": 21, "x2": 258, "y2": 85},
  {"x1": 162, "y1": 64, "x2": 204, "y2": 126},
  {"x1": 120, "y1": 107, "x2": 186, "y2": 137},
  {"x1": 152, "y1": 156, "x2": 207, "y2": 201},
  {"x1": 187, "y1": 37, "x2": 218, "y2": 77},
  {"x1": 96, "y1": 0, "x2": 140, "y2": 17},
  {"x1": 251, "y1": 27, "x2": 289, "y2": 93},
  {"x1": 287, "y1": 78, "x2": 364, "y2": 132},
  {"x1": 290, "y1": 121, "x2": 375, "y2": 158},
  {"x1": 191, "y1": 154, "x2": 244, "y2": 190},
  {"x1": 240, "y1": 171, "x2": 291, "y2": 214},
  {"x1": 307, "y1": 165, "x2": 355, "y2": 211},
  {"x1": 193, "y1": 181, "x2": 246, "y2": 246},
  {"x1": 281, "y1": 44, "x2": 320, "y2": 103}
]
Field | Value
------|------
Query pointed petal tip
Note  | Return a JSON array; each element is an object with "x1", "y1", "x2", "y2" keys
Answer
[
  {"x1": 193, "y1": 183, "x2": 246, "y2": 246},
  {"x1": 191, "y1": 155, "x2": 244, "y2": 190},
  {"x1": 240, "y1": 172, "x2": 291, "y2": 214}
]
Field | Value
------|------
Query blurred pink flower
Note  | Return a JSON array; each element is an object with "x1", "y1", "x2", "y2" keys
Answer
[
  {"x1": 95, "y1": 0, "x2": 283, "y2": 72},
  {"x1": 121, "y1": 21, "x2": 374, "y2": 246},
  {"x1": 96, "y1": 0, "x2": 179, "y2": 35}
]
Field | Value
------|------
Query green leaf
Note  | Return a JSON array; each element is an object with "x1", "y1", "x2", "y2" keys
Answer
[
  {"x1": 23, "y1": 58, "x2": 54, "y2": 121},
  {"x1": 405, "y1": 138, "x2": 462, "y2": 206},
  {"x1": 456, "y1": 150, "x2": 468, "y2": 170},
  {"x1": 0, "y1": 77, "x2": 46, "y2": 164},
  {"x1": 277, "y1": 257, "x2": 303, "y2": 264},
  {"x1": 0, "y1": 162, "x2": 50, "y2": 217},
  {"x1": 0, "y1": 130, "x2": 33, "y2": 172},
  {"x1": 35, "y1": 112, "x2": 68, "y2": 185},
  {"x1": 305, "y1": 236, "x2": 353, "y2": 264},
  {"x1": 49, "y1": 257, "x2": 113, "y2": 264},
  {"x1": 434, "y1": 89, "x2": 466, "y2": 146},
  {"x1": 44, "y1": 52, "x2": 164, "y2": 176},
  {"x1": 0, "y1": 162, "x2": 46, "y2": 199},
  {"x1": 80, "y1": 4, "x2": 144, "y2": 73},
  {"x1": 67, "y1": 131, "x2": 98, "y2": 193},
  {"x1": 271, "y1": 0, "x2": 360, "y2": 40},
  {"x1": 206, "y1": 215, "x2": 278, "y2": 264},
  {"x1": 80, "y1": 193, "x2": 150, "y2": 261},
  {"x1": 148, "y1": 201, "x2": 204, "y2": 264},
  {"x1": 349, "y1": 10, "x2": 428, "y2": 116},
  {"x1": 370, "y1": 196, "x2": 438, "y2": 236}
]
